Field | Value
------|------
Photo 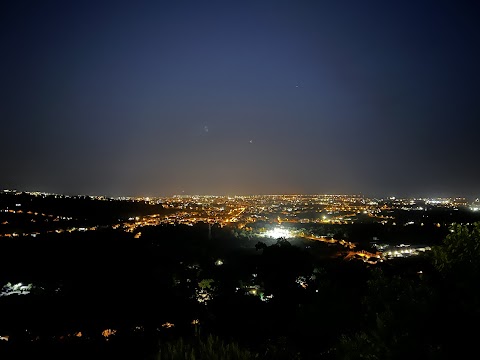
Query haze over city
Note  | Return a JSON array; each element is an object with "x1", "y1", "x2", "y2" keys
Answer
[{"x1": 2, "y1": 0, "x2": 479, "y2": 197}]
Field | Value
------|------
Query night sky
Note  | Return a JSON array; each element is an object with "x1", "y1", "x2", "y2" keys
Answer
[{"x1": 1, "y1": 0, "x2": 479, "y2": 198}]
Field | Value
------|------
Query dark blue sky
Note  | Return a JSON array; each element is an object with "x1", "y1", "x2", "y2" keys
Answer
[{"x1": 1, "y1": 0, "x2": 479, "y2": 197}]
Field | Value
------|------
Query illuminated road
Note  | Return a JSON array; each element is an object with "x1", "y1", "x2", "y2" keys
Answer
[
  {"x1": 302, "y1": 235, "x2": 356, "y2": 249},
  {"x1": 225, "y1": 207, "x2": 246, "y2": 223}
]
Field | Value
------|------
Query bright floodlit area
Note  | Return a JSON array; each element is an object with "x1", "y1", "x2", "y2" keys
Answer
[{"x1": 263, "y1": 227, "x2": 294, "y2": 239}]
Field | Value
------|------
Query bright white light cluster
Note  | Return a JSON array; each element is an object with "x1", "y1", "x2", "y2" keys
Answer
[
  {"x1": 264, "y1": 227, "x2": 292, "y2": 239},
  {"x1": 1, "y1": 282, "x2": 32, "y2": 297}
]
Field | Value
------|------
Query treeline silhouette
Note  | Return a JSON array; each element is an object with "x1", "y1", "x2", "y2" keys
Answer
[{"x1": 0, "y1": 192, "x2": 168, "y2": 223}]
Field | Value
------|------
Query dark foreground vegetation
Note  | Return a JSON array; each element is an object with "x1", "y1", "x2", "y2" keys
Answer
[{"x1": 0, "y1": 195, "x2": 479, "y2": 359}]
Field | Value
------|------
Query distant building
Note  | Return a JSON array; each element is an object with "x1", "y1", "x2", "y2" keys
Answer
[
  {"x1": 452, "y1": 198, "x2": 468, "y2": 207},
  {"x1": 470, "y1": 199, "x2": 480, "y2": 212},
  {"x1": 382, "y1": 244, "x2": 431, "y2": 258}
]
